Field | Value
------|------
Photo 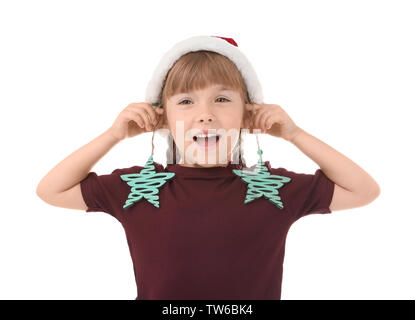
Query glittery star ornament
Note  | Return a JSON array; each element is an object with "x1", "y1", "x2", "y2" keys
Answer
[
  {"x1": 120, "y1": 155, "x2": 175, "y2": 209},
  {"x1": 232, "y1": 149, "x2": 291, "y2": 209}
]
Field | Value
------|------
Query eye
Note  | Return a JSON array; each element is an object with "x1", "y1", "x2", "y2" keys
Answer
[
  {"x1": 178, "y1": 97, "x2": 230, "y2": 105},
  {"x1": 216, "y1": 97, "x2": 230, "y2": 103},
  {"x1": 178, "y1": 99, "x2": 192, "y2": 105}
]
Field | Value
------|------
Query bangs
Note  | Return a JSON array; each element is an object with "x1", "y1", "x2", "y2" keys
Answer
[{"x1": 160, "y1": 50, "x2": 250, "y2": 106}]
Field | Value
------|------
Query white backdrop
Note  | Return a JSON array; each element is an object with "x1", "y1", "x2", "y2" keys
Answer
[{"x1": 1, "y1": 0, "x2": 413, "y2": 299}]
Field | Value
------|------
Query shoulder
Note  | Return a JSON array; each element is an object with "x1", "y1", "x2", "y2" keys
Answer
[
  {"x1": 110, "y1": 160, "x2": 166, "y2": 176},
  {"x1": 264, "y1": 160, "x2": 326, "y2": 179},
  {"x1": 111, "y1": 165, "x2": 144, "y2": 176},
  {"x1": 264, "y1": 161, "x2": 335, "y2": 219},
  {"x1": 263, "y1": 160, "x2": 333, "y2": 198},
  {"x1": 263, "y1": 160, "x2": 295, "y2": 177}
]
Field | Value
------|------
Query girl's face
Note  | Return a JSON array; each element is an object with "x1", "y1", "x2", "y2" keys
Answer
[{"x1": 162, "y1": 83, "x2": 250, "y2": 167}]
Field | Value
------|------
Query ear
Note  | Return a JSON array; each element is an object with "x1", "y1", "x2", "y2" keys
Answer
[
  {"x1": 158, "y1": 117, "x2": 169, "y2": 130},
  {"x1": 155, "y1": 106, "x2": 169, "y2": 130},
  {"x1": 241, "y1": 107, "x2": 252, "y2": 131}
]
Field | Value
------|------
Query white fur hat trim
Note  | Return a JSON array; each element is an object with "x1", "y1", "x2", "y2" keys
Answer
[{"x1": 144, "y1": 35, "x2": 264, "y2": 105}]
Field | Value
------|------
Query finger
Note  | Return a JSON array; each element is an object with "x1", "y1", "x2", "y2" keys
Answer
[
  {"x1": 264, "y1": 114, "x2": 275, "y2": 130},
  {"x1": 253, "y1": 108, "x2": 269, "y2": 131},
  {"x1": 132, "y1": 109, "x2": 153, "y2": 131},
  {"x1": 155, "y1": 106, "x2": 164, "y2": 115},
  {"x1": 142, "y1": 111, "x2": 154, "y2": 131},
  {"x1": 258, "y1": 110, "x2": 275, "y2": 133},
  {"x1": 141, "y1": 104, "x2": 159, "y2": 126},
  {"x1": 250, "y1": 103, "x2": 262, "y2": 112},
  {"x1": 250, "y1": 113, "x2": 263, "y2": 134},
  {"x1": 259, "y1": 110, "x2": 274, "y2": 130},
  {"x1": 135, "y1": 107, "x2": 156, "y2": 131},
  {"x1": 154, "y1": 107, "x2": 165, "y2": 127},
  {"x1": 125, "y1": 109, "x2": 145, "y2": 129},
  {"x1": 245, "y1": 103, "x2": 262, "y2": 131},
  {"x1": 128, "y1": 103, "x2": 158, "y2": 126},
  {"x1": 261, "y1": 112, "x2": 275, "y2": 131}
]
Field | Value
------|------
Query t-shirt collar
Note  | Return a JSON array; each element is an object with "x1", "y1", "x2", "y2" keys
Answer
[{"x1": 166, "y1": 160, "x2": 242, "y2": 177}]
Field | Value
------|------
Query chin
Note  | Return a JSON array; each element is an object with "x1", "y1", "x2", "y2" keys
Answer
[{"x1": 193, "y1": 155, "x2": 230, "y2": 167}]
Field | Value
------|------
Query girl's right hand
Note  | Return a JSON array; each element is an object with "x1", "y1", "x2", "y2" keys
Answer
[{"x1": 108, "y1": 102, "x2": 165, "y2": 142}]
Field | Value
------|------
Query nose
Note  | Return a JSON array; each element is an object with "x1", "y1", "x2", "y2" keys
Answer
[{"x1": 196, "y1": 113, "x2": 216, "y2": 123}]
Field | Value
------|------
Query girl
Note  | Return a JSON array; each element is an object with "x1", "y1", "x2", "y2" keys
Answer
[{"x1": 36, "y1": 35, "x2": 380, "y2": 300}]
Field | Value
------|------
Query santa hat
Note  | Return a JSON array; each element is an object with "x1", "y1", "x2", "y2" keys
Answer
[{"x1": 145, "y1": 35, "x2": 264, "y2": 105}]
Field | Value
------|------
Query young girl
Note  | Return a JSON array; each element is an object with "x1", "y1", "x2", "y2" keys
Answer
[{"x1": 36, "y1": 35, "x2": 381, "y2": 300}]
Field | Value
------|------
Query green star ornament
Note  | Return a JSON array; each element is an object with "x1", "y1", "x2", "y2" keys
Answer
[
  {"x1": 120, "y1": 155, "x2": 175, "y2": 209},
  {"x1": 232, "y1": 150, "x2": 291, "y2": 209}
]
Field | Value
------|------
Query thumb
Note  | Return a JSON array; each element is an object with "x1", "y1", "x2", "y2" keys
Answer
[
  {"x1": 155, "y1": 107, "x2": 164, "y2": 115},
  {"x1": 245, "y1": 104, "x2": 253, "y2": 111}
]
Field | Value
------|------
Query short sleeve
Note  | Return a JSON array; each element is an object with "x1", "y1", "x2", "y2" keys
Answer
[
  {"x1": 267, "y1": 165, "x2": 335, "y2": 223},
  {"x1": 80, "y1": 166, "x2": 144, "y2": 220}
]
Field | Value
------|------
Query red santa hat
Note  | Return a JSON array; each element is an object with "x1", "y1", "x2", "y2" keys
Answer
[{"x1": 145, "y1": 35, "x2": 264, "y2": 105}]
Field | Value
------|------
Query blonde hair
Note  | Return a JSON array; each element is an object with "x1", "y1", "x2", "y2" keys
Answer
[{"x1": 158, "y1": 50, "x2": 251, "y2": 167}]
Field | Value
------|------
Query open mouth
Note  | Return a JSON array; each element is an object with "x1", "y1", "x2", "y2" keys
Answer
[{"x1": 192, "y1": 134, "x2": 221, "y2": 149}]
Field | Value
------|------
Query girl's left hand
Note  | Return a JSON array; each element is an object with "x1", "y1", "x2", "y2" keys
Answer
[{"x1": 245, "y1": 103, "x2": 302, "y2": 142}]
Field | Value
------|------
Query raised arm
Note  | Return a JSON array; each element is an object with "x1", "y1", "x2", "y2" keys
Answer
[
  {"x1": 36, "y1": 129, "x2": 121, "y2": 210},
  {"x1": 289, "y1": 128, "x2": 381, "y2": 211},
  {"x1": 36, "y1": 102, "x2": 164, "y2": 211},
  {"x1": 245, "y1": 102, "x2": 381, "y2": 212}
]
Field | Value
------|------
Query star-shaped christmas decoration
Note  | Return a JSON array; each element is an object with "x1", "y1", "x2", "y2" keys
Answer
[
  {"x1": 232, "y1": 151, "x2": 291, "y2": 209},
  {"x1": 120, "y1": 155, "x2": 175, "y2": 209}
]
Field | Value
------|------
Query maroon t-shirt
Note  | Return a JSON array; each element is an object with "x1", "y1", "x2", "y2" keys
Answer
[{"x1": 80, "y1": 160, "x2": 334, "y2": 300}]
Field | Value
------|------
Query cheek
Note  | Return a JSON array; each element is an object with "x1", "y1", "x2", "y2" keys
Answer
[
  {"x1": 165, "y1": 113, "x2": 184, "y2": 134},
  {"x1": 221, "y1": 109, "x2": 244, "y2": 127}
]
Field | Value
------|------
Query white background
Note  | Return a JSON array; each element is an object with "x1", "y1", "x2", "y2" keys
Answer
[{"x1": 1, "y1": 0, "x2": 413, "y2": 299}]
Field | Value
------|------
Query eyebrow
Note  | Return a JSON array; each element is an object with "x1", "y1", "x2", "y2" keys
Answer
[
  {"x1": 217, "y1": 86, "x2": 234, "y2": 91},
  {"x1": 176, "y1": 86, "x2": 235, "y2": 96}
]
